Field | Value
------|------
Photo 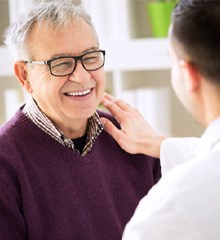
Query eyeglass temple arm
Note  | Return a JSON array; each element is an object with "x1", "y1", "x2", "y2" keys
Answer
[{"x1": 24, "y1": 60, "x2": 47, "y2": 65}]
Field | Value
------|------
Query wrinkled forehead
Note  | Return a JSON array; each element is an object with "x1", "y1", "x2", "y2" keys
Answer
[{"x1": 26, "y1": 17, "x2": 99, "y2": 59}]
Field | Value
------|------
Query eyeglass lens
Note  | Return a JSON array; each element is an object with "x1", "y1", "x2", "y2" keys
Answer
[{"x1": 50, "y1": 51, "x2": 104, "y2": 76}]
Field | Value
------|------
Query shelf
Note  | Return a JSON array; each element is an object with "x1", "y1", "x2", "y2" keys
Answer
[
  {"x1": 105, "y1": 38, "x2": 170, "y2": 71},
  {"x1": 0, "y1": 38, "x2": 170, "y2": 77},
  {"x1": 103, "y1": 38, "x2": 170, "y2": 72}
]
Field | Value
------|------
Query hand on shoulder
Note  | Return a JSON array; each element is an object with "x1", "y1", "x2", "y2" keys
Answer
[{"x1": 100, "y1": 93, "x2": 166, "y2": 158}]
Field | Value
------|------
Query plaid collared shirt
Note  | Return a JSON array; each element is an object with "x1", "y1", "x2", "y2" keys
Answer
[{"x1": 23, "y1": 97, "x2": 103, "y2": 156}]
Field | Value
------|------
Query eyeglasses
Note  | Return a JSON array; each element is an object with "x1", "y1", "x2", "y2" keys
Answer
[{"x1": 24, "y1": 50, "x2": 106, "y2": 77}]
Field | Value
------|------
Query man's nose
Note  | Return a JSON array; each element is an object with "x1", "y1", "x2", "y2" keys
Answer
[{"x1": 68, "y1": 61, "x2": 90, "y2": 83}]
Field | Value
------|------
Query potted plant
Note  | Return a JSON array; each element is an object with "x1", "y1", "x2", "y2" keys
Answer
[{"x1": 147, "y1": 0, "x2": 177, "y2": 38}]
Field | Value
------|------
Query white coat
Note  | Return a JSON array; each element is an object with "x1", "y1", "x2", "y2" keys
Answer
[{"x1": 123, "y1": 117, "x2": 220, "y2": 240}]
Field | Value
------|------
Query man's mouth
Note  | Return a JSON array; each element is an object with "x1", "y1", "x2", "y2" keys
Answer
[{"x1": 64, "y1": 88, "x2": 92, "y2": 97}]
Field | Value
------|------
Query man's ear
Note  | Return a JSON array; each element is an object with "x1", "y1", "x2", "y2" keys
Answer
[
  {"x1": 14, "y1": 61, "x2": 33, "y2": 93},
  {"x1": 179, "y1": 60, "x2": 201, "y2": 92}
]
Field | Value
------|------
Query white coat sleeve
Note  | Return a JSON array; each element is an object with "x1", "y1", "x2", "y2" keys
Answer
[
  {"x1": 160, "y1": 137, "x2": 200, "y2": 175},
  {"x1": 122, "y1": 163, "x2": 195, "y2": 240}
]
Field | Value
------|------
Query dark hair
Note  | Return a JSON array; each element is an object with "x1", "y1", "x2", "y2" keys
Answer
[{"x1": 171, "y1": 0, "x2": 220, "y2": 84}]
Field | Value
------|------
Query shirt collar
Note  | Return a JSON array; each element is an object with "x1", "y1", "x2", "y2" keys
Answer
[{"x1": 23, "y1": 97, "x2": 103, "y2": 156}]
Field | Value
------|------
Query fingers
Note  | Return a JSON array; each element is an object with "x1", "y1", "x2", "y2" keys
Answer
[
  {"x1": 101, "y1": 117, "x2": 124, "y2": 141},
  {"x1": 102, "y1": 92, "x2": 156, "y2": 129},
  {"x1": 104, "y1": 93, "x2": 130, "y2": 110},
  {"x1": 102, "y1": 93, "x2": 150, "y2": 132},
  {"x1": 102, "y1": 92, "x2": 136, "y2": 116},
  {"x1": 101, "y1": 96, "x2": 125, "y2": 123}
]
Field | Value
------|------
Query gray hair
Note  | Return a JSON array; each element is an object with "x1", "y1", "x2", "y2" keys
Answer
[{"x1": 4, "y1": 0, "x2": 98, "y2": 60}]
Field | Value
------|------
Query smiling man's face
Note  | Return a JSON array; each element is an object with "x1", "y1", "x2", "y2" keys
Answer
[{"x1": 24, "y1": 18, "x2": 105, "y2": 135}]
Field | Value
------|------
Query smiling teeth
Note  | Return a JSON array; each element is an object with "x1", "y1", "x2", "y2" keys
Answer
[{"x1": 65, "y1": 89, "x2": 91, "y2": 96}]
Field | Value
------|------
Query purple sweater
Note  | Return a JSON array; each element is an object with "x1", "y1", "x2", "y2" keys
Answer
[{"x1": 0, "y1": 109, "x2": 161, "y2": 240}]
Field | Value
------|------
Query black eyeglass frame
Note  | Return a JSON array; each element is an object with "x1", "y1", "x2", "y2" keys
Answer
[{"x1": 24, "y1": 50, "x2": 106, "y2": 77}]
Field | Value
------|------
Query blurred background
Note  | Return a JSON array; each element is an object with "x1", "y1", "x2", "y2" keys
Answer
[{"x1": 0, "y1": 0, "x2": 204, "y2": 136}]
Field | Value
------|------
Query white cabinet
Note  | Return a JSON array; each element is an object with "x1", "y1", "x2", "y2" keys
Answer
[{"x1": 0, "y1": 0, "x2": 204, "y2": 136}]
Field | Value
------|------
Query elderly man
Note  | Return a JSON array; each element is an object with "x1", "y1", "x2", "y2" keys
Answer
[{"x1": 0, "y1": 1, "x2": 161, "y2": 239}]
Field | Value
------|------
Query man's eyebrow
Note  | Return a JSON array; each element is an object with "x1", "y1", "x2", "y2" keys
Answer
[
  {"x1": 81, "y1": 46, "x2": 99, "y2": 54},
  {"x1": 49, "y1": 46, "x2": 100, "y2": 59}
]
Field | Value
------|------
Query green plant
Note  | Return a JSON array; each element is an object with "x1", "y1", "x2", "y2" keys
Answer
[{"x1": 147, "y1": 0, "x2": 176, "y2": 37}]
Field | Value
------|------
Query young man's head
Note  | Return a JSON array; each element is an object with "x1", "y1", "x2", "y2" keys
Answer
[
  {"x1": 168, "y1": 0, "x2": 220, "y2": 126},
  {"x1": 171, "y1": 0, "x2": 220, "y2": 84}
]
